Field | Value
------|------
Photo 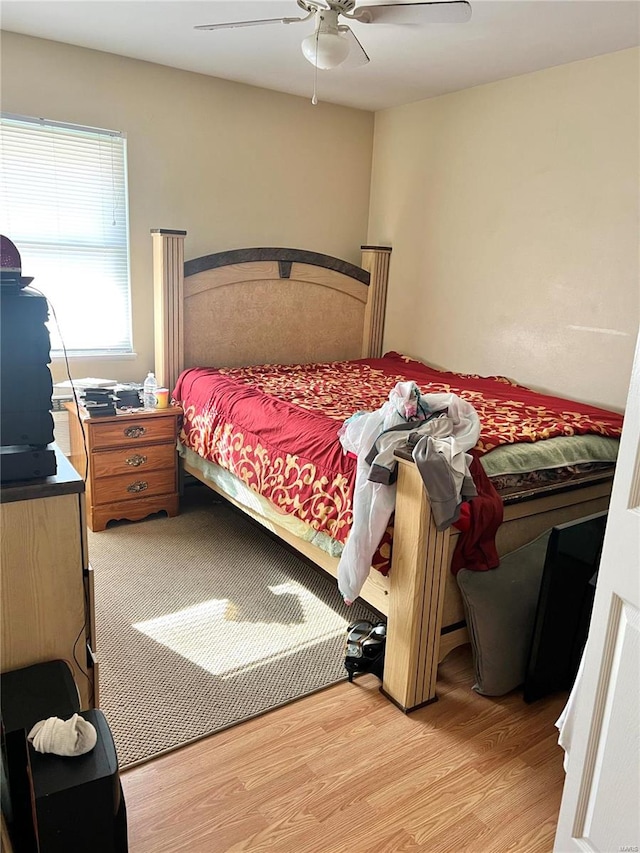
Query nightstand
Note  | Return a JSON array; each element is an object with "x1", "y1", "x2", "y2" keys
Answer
[{"x1": 65, "y1": 403, "x2": 181, "y2": 532}]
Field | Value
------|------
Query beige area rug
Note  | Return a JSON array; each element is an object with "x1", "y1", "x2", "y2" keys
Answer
[{"x1": 88, "y1": 486, "x2": 380, "y2": 768}]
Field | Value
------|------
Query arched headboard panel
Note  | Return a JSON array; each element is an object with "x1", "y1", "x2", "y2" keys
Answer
[{"x1": 152, "y1": 231, "x2": 391, "y2": 391}]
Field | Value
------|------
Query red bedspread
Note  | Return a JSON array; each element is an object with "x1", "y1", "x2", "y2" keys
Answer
[{"x1": 173, "y1": 352, "x2": 623, "y2": 572}]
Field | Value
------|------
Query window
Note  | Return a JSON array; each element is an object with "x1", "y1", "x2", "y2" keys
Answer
[{"x1": 0, "y1": 114, "x2": 132, "y2": 357}]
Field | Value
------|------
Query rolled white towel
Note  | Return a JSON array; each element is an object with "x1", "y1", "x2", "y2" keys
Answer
[{"x1": 28, "y1": 713, "x2": 97, "y2": 757}]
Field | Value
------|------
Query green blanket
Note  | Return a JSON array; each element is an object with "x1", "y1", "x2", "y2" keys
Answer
[{"x1": 481, "y1": 434, "x2": 619, "y2": 477}]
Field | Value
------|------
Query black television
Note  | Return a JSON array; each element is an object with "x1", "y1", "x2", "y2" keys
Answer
[{"x1": 523, "y1": 510, "x2": 608, "y2": 703}]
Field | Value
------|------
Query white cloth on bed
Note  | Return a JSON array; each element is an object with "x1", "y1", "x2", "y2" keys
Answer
[{"x1": 337, "y1": 381, "x2": 480, "y2": 604}]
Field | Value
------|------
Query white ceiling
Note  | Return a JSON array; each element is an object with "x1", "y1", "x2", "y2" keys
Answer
[{"x1": 2, "y1": 0, "x2": 639, "y2": 111}]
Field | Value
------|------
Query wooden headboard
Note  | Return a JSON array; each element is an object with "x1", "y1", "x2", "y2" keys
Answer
[{"x1": 151, "y1": 229, "x2": 392, "y2": 390}]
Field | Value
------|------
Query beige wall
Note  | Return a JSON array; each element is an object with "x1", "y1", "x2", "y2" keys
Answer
[
  {"x1": 368, "y1": 48, "x2": 639, "y2": 411},
  {"x1": 1, "y1": 32, "x2": 374, "y2": 384},
  {"x1": 3, "y1": 34, "x2": 638, "y2": 409}
]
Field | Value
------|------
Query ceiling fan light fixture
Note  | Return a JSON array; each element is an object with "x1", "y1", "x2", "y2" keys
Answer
[{"x1": 301, "y1": 30, "x2": 350, "y2": 69}]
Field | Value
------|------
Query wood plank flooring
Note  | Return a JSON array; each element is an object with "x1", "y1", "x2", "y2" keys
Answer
[{"x1": 121, "y1": 646, "x2": 569, "y2": 853}]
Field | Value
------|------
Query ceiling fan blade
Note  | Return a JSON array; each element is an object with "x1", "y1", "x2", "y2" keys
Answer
[
  {"x1": 352, "y1": 1, "x2": 472, "y2": 25},
  {"x1": 337, "y1": 25, "x2": 370, "y2": 68},
  {"x1": 194, "y1": 15, "x2": 310, "y2": 31}
]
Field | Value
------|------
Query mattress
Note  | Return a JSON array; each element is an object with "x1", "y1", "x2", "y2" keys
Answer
[{"x1": 173, "y1": 351, "x2": 623, "y2": 568}]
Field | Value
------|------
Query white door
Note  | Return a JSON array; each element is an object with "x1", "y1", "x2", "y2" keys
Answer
[{"x1": 554, "y1": 332, "x2": 640, "y2": 853}]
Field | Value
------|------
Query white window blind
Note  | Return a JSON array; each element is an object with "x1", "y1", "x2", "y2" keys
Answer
[{"x1": 0, "y1": 114, "x2": 132, "y2": 356}]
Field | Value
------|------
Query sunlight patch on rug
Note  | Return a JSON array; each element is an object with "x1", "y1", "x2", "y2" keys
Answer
[{"x1": 133, "y1": 582, "x2": 349, "y2": 679}]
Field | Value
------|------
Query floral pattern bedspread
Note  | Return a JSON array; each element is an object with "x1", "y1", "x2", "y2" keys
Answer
[{"x1": 173, "y1": 351, "x2": 623, "y2": 570}]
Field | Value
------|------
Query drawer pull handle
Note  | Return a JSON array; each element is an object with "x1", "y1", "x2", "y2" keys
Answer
[
  {"x1": 126, "y1": 454, "x2": 147, "y2": 467},
  {"x1": 124, "y1": 426, "x2": 146, "y2": 438},
  {"x1": 127, "y1": 481, "x2": 148, "y2": 493}
]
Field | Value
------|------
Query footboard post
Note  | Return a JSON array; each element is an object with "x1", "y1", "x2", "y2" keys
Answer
[{"x1": 382, "y1": 456, "x2": 451, "y2": 711}]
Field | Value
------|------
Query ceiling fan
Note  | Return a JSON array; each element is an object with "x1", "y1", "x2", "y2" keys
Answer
[{"x1": 195, "y1": 1, "x2": 472, "y2": 72}]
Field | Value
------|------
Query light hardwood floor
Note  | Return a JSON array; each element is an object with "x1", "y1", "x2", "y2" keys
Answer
[{"x1": 121, "y1": 646, "x2": 569, "y2": 853}]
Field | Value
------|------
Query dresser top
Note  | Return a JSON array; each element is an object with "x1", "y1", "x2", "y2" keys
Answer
[{"x1": 0, "y1": 445, "x2": 84, "y2": 504}]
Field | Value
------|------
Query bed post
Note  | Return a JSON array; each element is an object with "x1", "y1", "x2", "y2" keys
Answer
[
  {"x1": 382, "y1": 456, "x2": 452, "y2": 711},
  {"x1": 360, "y1": 246, "x2": 392, "y2": 358},
  {"x1": 151, "y1": 229, "x2": 187, "y2": 391}
]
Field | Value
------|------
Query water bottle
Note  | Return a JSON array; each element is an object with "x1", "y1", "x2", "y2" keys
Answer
[{"x1": 143, "y1": 371, "x2": 158, "y2": 409}]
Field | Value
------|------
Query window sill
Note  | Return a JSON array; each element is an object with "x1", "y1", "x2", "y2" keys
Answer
[{"x1": 51, "y1": 352, "x2": 138, "y2": 361}]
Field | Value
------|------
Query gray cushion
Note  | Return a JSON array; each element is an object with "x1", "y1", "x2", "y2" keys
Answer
[{"x1": 456, "y1": 530, "x2": 551, "y2": 696}]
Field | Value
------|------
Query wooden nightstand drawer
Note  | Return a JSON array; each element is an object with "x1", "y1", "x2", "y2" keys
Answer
[
  {"x1": 88, "y1": 415, "x2": 177, "y2": 450},
  {"x1": 92, "y1": 468, "x2": 176, "y2": 506},
  {"x1": 92, "y1": 443, "x2": 176, "y2": 479}
]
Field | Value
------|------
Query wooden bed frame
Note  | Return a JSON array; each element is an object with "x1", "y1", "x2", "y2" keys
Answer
[{"x1": 151, "y1": 229, "x2": 613, "y2": 712}]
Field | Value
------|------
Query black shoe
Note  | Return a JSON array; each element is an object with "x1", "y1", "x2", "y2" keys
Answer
[{"x1": 344, "y1": 620, "x2": 386, "y2": 682}]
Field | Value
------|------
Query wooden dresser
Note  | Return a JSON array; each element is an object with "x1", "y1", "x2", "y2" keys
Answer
[
  {"x1": 0, "y1": 446, "x2": 97, "y2": 708},
  {"x1": 65, "y1": 403, "x2": 181, "y2": 532}
]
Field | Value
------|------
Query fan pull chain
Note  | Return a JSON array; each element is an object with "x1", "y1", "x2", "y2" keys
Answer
[{"x1": 312, "y1": 27, "x2": 319, "y2": 105}]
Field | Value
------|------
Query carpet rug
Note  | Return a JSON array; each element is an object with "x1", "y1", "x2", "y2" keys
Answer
[{"x1": 88, "y1": 487, "x2": 380, "y2": 767}]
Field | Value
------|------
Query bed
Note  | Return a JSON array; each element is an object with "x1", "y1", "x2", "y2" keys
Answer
[{"x1": 151, "y1": 229, "x2": 622, "y2": 711}]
